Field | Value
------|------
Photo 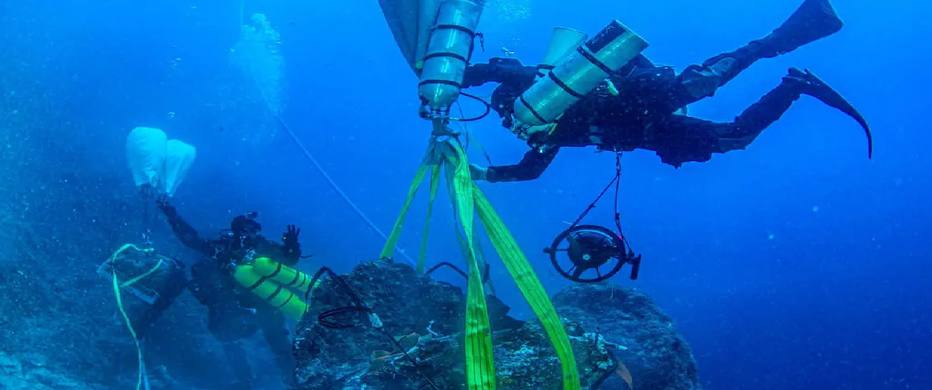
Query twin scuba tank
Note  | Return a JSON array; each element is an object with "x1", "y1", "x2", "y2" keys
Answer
[
  {"x1": 233, "y1": 257, "x2": 314, "y2": 321},
  {"x1": 514, "y1": 21, "x2": 648, "y2": 139},
  {"x1": 416, "y1": 0, "x2": 648, "y2": 137}
]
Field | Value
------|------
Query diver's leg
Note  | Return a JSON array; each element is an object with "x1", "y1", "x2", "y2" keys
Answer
[
  {"x1": 676, "y1": 0, "x2": 843, "y2": 103},
  {"x1": 657, "y1": 67, "x2": 871, "y2": 165},
  {"x1": 259, "y1": 310, "x2": 296, "y2": 386},
  {"x1": 717, "y1": 68, "x2": 871, "y2": 152},
  {"x1": 651, "y1": 74, "x2": 810, "y2": 166},
  {"x1": 221, "y1": 341, "x2": 254, "y2": 389}
]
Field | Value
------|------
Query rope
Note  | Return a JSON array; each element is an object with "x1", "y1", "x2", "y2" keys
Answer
[
  {"x1": 120, "y1": 259, "x2": 165, "y2": 288},
  {"x1": 272, "y1": 113, "x2": 415, "y2": 265},
  {"x1": 107, "y1": 243, "x2": 152, "y2": 390},
  {"x1": 569, "y1": 152, "x2": 634, "y2": 251},
  {"x1": 140, "y1": 188, "x2": 153, "y2": 247},
  {"x1": 569, "y1": 153, "x2": 621, "y2": 228},
  {"x1": 452, "y1": 99, "x2": 493, "y2": 167},
  {"x1": 112, "y1": 272, "x2": 149, "y2": 390},
  {"x1": 611, "y1": 153, "x2": 630, "y2": 246}
]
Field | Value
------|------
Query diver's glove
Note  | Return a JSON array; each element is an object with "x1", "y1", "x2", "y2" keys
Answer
[
  {"x1": 282, "y1": 224, "x2": 302, "y2": 258},
  {"x1": 469, "y1": 164, "x2": 489, "y2": 181},
  {"x1": 156, "y1": 194, "x2": 178, "y2": 218}
]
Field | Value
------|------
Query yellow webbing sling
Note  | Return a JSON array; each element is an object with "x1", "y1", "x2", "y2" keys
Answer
[{"x1": 380, "y1": 136, "x2": 580, "y2": 390}]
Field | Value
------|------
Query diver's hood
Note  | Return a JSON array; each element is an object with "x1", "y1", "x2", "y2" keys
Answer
[
  {"x1": 231, "y1": 212, "x2": 262, "y2": 235},
  {"x1": 379, "y1": 0, "x2": 486, "y2": 75}
]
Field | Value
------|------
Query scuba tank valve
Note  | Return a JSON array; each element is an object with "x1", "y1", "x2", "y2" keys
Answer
[{"x1": 417, "y1": 0, "x2": 485, "y2": 120}]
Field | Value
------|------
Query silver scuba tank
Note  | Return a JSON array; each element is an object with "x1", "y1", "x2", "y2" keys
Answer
[
  {"x1": 513, "y1": 20, "x2": 648, "y2": 132},
  {"x1": 417, "y1": 0, "x2": 484, "y2": 120},
  {"x1": 538, "y1": 27, "x2": 588, "y2": 72}
]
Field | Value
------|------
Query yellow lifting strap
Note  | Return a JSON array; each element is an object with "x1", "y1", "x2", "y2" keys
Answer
[{"x1": 380, "y1": 135, "x2": 581, "y2": 390}]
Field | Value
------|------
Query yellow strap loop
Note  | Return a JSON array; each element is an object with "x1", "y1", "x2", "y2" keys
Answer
[
  {"x1": 381, "y1": 136, "x2": 581, "y2": 389},
  {"x1": 416, "y1": 165, "x2": 442, "y2": 273},
  {"x1": 380, "y1": 163, "x2": 432, "y2": 260},
  {"x1": 475, "y1": 189, "x2": 580, "y2": 388}
]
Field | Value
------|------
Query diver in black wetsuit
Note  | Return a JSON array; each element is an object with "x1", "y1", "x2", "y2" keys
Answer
[
  {"x1": 156, "y1": 197, "x2": 302, "y2": 389},
  {"x1": 465, "y1": 0, "x2": 872, "y2": 182}
]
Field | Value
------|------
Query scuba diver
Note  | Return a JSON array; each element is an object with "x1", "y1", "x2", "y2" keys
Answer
[
  {"x1": 156, "y1": 196, "x2": 302, "y2": 389},
  {"x1": 465, "y1": 0, "x2": 872, "y2": 182}
]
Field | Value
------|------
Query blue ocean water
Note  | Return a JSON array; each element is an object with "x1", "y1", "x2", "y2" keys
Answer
[{"x1": 1, "y1": 0, "x2": 929, "y2": 389}]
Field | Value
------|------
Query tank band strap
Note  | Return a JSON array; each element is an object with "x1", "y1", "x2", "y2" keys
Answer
[
  {"x1": 418, "y1": 79, "x2": 462, "y2": 89},
  {"x1": 294, "y1": 271, "x2": 308, "y2": 290},
  {"x1": 278, "y1": 292, "x2": 295, "y2": 308},
  {"x1": 287, "y1": 268, "x2": 302, "y2": 286},
  {"x1": 549, "y1": 72, "x2": 585, "y2": 98},
  {"x1": 577, "y1": 46, "x2": 613, "y2": 75},
  {"x1": 265, "y1": 284, "x2": 285, "y2": 302},
  {"x1": 247, "y1": 275, "x2": 269, "y2": 291},
  {"x1": 266, "y1": 261, "x2": 283, "y2": 278},
  {"x1": 433, "y1": 24, "x2": 476, "y2": 38},
  {"x1": 423, "y1": 51, "x2": 468, "y2": 63},
  {"x1": 518, "y1": 95, "x2": 547, "y2": 124}
]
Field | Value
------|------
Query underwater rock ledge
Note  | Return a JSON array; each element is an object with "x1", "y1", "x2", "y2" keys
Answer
[{"x1": 292, "y1": 260, "x2": 699, "y2": 389}]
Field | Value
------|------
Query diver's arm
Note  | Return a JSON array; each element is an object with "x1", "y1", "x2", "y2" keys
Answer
[
  {"x1": 484, "y1": 147, "x2": 559, "y2": 183},
  {"x1": 156, "y1": 198, "x2": 212, "y2": 254},
  {"x1": 253, "y1": 225, "x2": 302, "y2": 266},
  {"x1": 463, "y1": 57, "x2": 539, "y2": 88}
]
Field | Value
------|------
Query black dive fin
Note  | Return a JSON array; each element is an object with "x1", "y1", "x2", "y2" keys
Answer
[{"x1": 789, "y1": 67, "x2": 873, "y2": 158}]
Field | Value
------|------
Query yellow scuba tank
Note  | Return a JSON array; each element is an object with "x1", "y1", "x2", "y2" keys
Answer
[
  {"x1": 233, "y1": 258, "x2": 311, "y2": 321},
  {"x1": 513, "y1": 20, "x2": 648, "y2": 133},
  {"x1": 417, "y1": 0, "x2": 484, "y2": 119}
]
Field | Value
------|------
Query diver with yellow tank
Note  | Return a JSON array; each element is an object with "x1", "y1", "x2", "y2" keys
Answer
[
  {"x1": 465, "y1": 0, "x2": 873, "y2": 182},
  {"x1": 156, "y1": 196, "x2": 306, "y2": 389}
]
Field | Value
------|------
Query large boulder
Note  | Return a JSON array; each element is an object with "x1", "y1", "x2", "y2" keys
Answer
[
  {"x1": 292, "y1": 260, "x2": 700, "y2": 389},
  {"x1": 553, "y1": 284, "x2": 701, "y2": 390},
  {"x1": 293, "y1": 260, "x2": 616, "y2": 389}
]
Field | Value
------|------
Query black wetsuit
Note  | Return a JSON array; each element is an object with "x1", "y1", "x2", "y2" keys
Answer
[
  {"x1": 162, "y1": 208, "x2": 300, "y2": 388},
  {"x1": 464, "y1": 0, "x2": 852, "y2": 182}
]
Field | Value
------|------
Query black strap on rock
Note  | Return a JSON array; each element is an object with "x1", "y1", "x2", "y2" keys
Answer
[
  {"x1": 303, "y1": 266, "x2": 440, "y2": 390},
  {"x1": 425, "y1": 261, "x2": 491, "y2": 284}
]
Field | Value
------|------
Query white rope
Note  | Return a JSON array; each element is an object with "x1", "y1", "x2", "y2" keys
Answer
[{"x1": 272, "y1": 114, "x2": 415, "y2": 265}]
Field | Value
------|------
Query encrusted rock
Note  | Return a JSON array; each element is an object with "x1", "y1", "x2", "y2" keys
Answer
[
  {"x1": 293, "y1": 260, "x2": 616, "y2": 389},
  {"x1": 553, "y1": 284, "x2": 701, "y2": 390}
]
